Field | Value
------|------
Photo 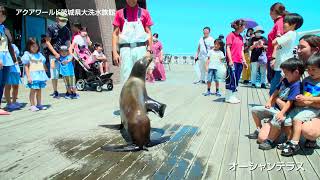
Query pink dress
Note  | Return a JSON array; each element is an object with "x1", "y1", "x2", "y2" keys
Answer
[{"x1": 152, "y1": 41, "x2": 166, "y2": 81}]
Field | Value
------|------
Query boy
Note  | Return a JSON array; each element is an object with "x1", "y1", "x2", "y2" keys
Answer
[
  {"x1": 203, "y1": 39, "x2": 225, "y2": 96},
  {"x1": 58, "y1": 46, "x2": 79, "y2": 99},
  {"x1": 278, "y1": 53, "x2": 320, "y2": 156},
  {"x1": 269, "y1": 13, "x2": 304, "y2": 96},
  {"x1": 92, "y1": 43, "x2": 110, "y2": 76},
  {"x1": 248, "y1": 58, "x2": 304, "y2": 147}
]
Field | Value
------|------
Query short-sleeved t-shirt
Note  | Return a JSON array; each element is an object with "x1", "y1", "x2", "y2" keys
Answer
[
  {"x1": 59, "y1": 55, "x2": 74, "y2": 76},
  {"x1": 92, "y1": 50, "x2": 105, "y2": 61},
  {"x1": 277, "y1": 78, "x2": 301, "y2": 101},
  {"x1": 73, "y1": 35, "x2": 89, "y2": 49},
  {"x1": 249, "y1": 36, "x2": 267, "y2": 63},
  {"x1": 207, "y1": 49, "x2": 225, "y2": 69},
  {"x1": 113, "y1": 5, "x2": 153, "y2": 32},
  {"x1": 45, "y1": 23, "x2": 71, "y2": 56},
  {"x1": 267, "y1": 16, "x2": 284, "y2": 60},
  {"x1": 198, "y1": 36, "x2": 214, "y2": 60},
  {"x1": 302, "y1": 76, "x2": 320, "y2": 97},
  {"x1": 226, "y1": 32, "x2": 244, "y2": 63},
  {"x1": 274, "y1": 30, "x2": 297, "y2": 71}
]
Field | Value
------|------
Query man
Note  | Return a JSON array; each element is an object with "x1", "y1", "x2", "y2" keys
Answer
[
  {"x1": 45, "y1": 12, "x2": 71, "y2": 98},
  {"x1": 195, "y1": 27, "x2": 214, "y2": 84},
  {"x1": 112, "y1": 0, "x2": 153, "y2": 83}
]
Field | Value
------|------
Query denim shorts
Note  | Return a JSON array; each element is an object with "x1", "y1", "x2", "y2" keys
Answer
[
  {"x1": 207, "y1": 69, "x2": 218, "y2": 82},
  {"x1": 49, "y1": 55, "x2": 60, "y2": 80},
  {"x1": 251, "y1": 105, "x2": 292, "y2": 129}
]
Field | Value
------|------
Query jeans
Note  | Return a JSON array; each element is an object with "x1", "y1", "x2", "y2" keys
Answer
[
  {"x1": 0, "y1": 66, "x2": 10, "y2": 106},
  {"x1": 251, "y1": 62, "x2": 267, "y2": 85},
  {"x1": 267, "y1": 60, "x2": 275, "y2": 83}
]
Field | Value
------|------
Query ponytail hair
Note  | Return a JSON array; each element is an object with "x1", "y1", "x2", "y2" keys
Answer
[
  {"x1": 231, "y1": 19, "x2": 246, "y2": 30},
  {"x1": 270, "y1": 2, "x2": 288, "y2": 16}
]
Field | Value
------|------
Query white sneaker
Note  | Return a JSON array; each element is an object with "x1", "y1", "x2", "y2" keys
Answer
[
  {"x1": 224, "y1": 90, "x2": 232, "y2": 102},
  {"x1": 227, "y1": 93, "x2": 241, "y2": 104}
]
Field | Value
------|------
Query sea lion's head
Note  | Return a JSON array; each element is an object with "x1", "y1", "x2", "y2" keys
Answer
[{"x1": 130, "y1": 56, "x2": 153, "y2": 79}]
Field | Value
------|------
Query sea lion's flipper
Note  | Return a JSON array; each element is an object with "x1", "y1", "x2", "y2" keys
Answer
[
  {"x1": 145, "y1": 97, "x2": 167, "y2": 118},
  {"x1": 147, "y1": 135, "x2": 171, "y2": 147},
  {"x1": 99, "y1": 124, "x2": 124, "y2": 130},
  {"x1": 101, "y1": 144, "x2": 147, "y2": 152}
]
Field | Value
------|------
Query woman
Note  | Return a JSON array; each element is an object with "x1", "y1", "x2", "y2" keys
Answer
[
  {"x1": 257, "y1": 35, "x2": 320, "y2": 144},
  {"x1": 225, "y1": 19, "x2": 248, "y2": 104},
  {"x1": 298, "y1": 35, "x2": 320, "y2": 148},
  {"x1": 152, "y1": 33, "x2": 166, "y2": 81},
  {"x1": 267, "y1": 3, "x2": 286, "y2": 93}
]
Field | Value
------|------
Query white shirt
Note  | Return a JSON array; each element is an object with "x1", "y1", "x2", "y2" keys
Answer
[
  {"x1": 198, "y1": 36, "x2": 214, "y2": 60},
  {"x1": 92, "y1": 50, "x2": 105, "y2": 61},
  {"x1": 73, "y1": 35, "x2": 89, "y2": 48},
  {"x1": 207, "y1": 49, "x2": 225, "y2": 69},
  {"x1": 274, "y1": 30, "x2": 297, "y2": 71}
]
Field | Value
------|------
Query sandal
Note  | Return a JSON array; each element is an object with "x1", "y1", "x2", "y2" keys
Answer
[
  {"x1": 281, "y1": 142, "x2": 300, "y2": 156},
  {"x1": 305, "y1": 139, "x2": 317, "y2": 149}
]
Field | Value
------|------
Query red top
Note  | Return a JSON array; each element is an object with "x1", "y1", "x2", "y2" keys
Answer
[
  {"x1": 226, "y1": 32, "x2": 244, "y2": 63},
  {"x1": 267, "y1": 16, "x2": 284, "y2": 60},
  {"x1": 113, "y1": 4, "x2": 153, "y2": 32}
]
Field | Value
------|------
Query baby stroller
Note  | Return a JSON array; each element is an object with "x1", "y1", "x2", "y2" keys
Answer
[{"x1": 73, "y1": 45, "x2": 113, "y2": 92}]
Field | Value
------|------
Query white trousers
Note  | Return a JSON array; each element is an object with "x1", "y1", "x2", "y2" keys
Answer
[{"x1": 251, "y1": 62, "x2": 267, "y2": 85}]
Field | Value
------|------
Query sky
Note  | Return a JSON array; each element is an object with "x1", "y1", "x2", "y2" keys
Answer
[{"x1": 147, "y1": 0, "x2": 320, "y2": 55}]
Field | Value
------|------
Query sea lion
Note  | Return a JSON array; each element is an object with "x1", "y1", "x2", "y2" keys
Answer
[{"x1": 113, "y1": 56, "x2": 166, "y2": 151}]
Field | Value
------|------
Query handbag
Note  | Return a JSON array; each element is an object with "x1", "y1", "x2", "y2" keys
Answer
[{"x1": 258, "y1": 51, "x2": 267, "y2": 65}]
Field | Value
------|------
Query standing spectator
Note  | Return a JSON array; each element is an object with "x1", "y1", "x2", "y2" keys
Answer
[
  {"x1": 218, "y1": 34, "x2": 226, "y2": 55},
  {"x1": 44, "y1": 12, "x2": 71, "y2": 98},
  {"x1": 112, "y1": 0, "x2": 153, "y2": 83},
  {"x1": 269, "y1": 13, "x2": 304, "y2": 95},
  {"x1": 249, "y1": 27, "x2": 268, "y2": 88},
  {"x1": 195, "y1": 27, "x2": 214, "y2": 84},
  {"x1": 4, "y1": 43, "x2": 22, "y2": 111},
  {"x1": 152, "y1": 33, "x2": 166, "y2": 81},
  {"x1": 0, "y1": 6, "x2": 17, "y2": 115},
  {"x1": 225, "y1": 19, "x2": 248, "y2": 104},
  {"x1": 22, "y1": 38, "x2": 49, "y2": 112},
  {"x1": 242, "y1": 28, "x2": 254, "y2": 84},
  {"x1": 267, "y1": 3, "x2": 286, "y2": 88}
]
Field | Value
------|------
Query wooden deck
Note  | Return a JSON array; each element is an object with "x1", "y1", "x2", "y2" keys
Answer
[{"x1": 0, "y1": 64, "x2": 319, "y2": 180}]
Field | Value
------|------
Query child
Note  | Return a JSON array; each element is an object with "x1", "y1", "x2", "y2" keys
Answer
[
  {"x1": 92, "y1": 43, "x2": 109, "y2": 76},
  {"x1": 204, "y1": 39, "x2": 225, "y2": 96},
  {"x1": 269, "y1": 13, "x2": 304, "y2": 96},
  {"x1": 248, "y1": 58, "x2": 304, "y2": 144},
  {"x1": 5, "y1": 43, "x2": 22, "y2": 110},
  {"x1": 59, "y1": 45, "x2": 78, "y2": 99},
  {"x1": 278, "y1": 53, "x2": 320, "y2": 156},
  {"x1": 22, "y1": 38, "x2": 49, "y2": 112}
]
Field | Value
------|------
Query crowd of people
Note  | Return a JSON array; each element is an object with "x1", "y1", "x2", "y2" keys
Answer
[
  {"x1": 0, "y1": 0, "x2": 319, "y2": 157},
  {"x1": 194, "y1": 2, "x2": 320, "y2": 156}
]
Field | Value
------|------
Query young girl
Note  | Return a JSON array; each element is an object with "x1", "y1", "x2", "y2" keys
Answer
[
  {"x1": 0, "y1": 6, "x2": 17, "y2": 115},
  {"x1": 92, "y1": 43, "x2": 110, "y2": 76},
  {"x1": 225, "y1": 19, "x2": 248, "y2": 104},
  {"x1": 5, "y1": 43, "x2": 22, "y2": 110},
  {"x1": 22, "y1": 38, "x2": 49, "y2": 112}
]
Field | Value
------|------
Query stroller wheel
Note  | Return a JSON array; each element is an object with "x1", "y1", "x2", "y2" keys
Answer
[
  {"x1": 107, "y1": 83, "x2": 113, "y2": 91},
  {"x1": 96, "y1": 85, "x2": 103, "y2": 92},
  {"x1": 76, "y1": 79, "x2": 86, "y2": 91}
]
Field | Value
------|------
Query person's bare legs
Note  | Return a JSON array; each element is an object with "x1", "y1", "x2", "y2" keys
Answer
[
  {"x1": 291, "y1": 120, "x2": 302, "y2": 142},
  {"x1": 4, "y1": 85, "x2": 12, "y2": 105},
  {"x1": 257, "y1": 122, "x2": 271, "y2": 143},
  {"x1": 11, "y1": 85, "x2": 19, "y2": 104},
  {"x1": 301, "y1": 118, "x2": 320, "y2": 141},
  {"x1": 36, "y1": 89, "x2": 41, "y2": 106},
  {"x1": 252, "y1": 112, "x2": 263, "y2": 130},
  {"x1": 284, "y1": 126, "x2": 293, "y2": 141},
  {"x1": 30, "y1": 89, "x2": 36, "y2": 106},
  {"x1": 99, "y1": 63, "x2": 104, "y2": 75},
  {"x1": 52, "y1": 79, "x2": 58, "y2": 92},
  {"x1": 103, "y1": 61, "x2": 109, "y2": 73}
]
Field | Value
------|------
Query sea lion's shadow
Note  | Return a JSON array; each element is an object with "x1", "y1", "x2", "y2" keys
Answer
[{"x1": 99, "y1": 125, "x2": 172, "y2": 152}]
